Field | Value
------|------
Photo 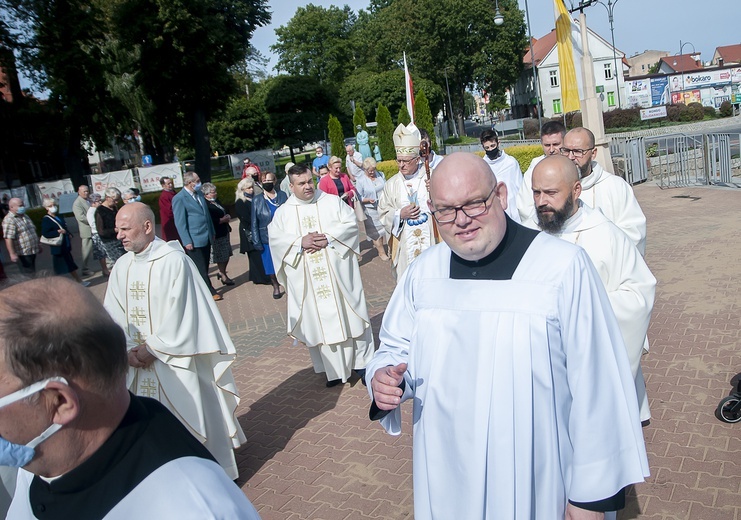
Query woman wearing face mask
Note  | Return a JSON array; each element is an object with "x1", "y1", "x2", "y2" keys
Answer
[
  {"x1": 41, "y1": 197, "x2": 90, "y2": 286},
  {"x1": 251, "y1": 172, "x2": 288, "y2": 299},
  {"x1": 235, "y1": 178, "x2": 270, "y2": 286},
  {"x1": 201, "y1": 183, "x2": 235, "y2": 286}
]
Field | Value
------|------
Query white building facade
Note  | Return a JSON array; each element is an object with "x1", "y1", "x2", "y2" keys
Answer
[{"x1": 511, "y1": 21, "x2": 628, "y2": 119}]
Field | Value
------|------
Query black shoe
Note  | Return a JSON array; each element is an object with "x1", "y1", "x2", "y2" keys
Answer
[
  {"x1": 326, "y1": 379, "x2": 342, "y2": 388},
  {"x1": 216, "y1": 273, "x2": 235, "y2": 286},
  {"x1": 354, "y1": 369, "x2": 367, "y2": 386},
  {"x1": 273, "y1": 289, "x2": 284, "y2": 299}
]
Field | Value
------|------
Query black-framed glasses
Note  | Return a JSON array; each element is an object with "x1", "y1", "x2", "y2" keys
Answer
[
  {"x1": 431, "y1": 187, "x2": 496, "y2": 224},
  {"x1": 559, "y1": 147, "x2": 594, "y2": 158}
]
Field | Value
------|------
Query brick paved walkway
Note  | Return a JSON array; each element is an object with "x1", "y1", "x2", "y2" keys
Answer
[{"x1": 24, "y1": 182, "x2": 740, "y2": 519}]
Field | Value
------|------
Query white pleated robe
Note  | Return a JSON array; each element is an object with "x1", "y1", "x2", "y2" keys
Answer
[
  {"x1": 104, "y1": 239, "x2": 246, "y2": 479},
  {"x1": 547, "y1": 202, "x2": 656, "y2": 421},
  {"x1": 483, "y1": 150, "x2": 523, "y2": 223},
  {"x1": 268, "y1": 192, "x2": 374, "y2": 382},
  {"x1": 366, "y1": 236, "x2": 649, "y2": 519}
]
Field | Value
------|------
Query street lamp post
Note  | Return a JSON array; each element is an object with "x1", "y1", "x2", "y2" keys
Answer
[
  {"x1": 678, "y1": 40, "x2": 696, "y2": 103},
  {"x1": 521, "y1": 0, "x2": 543, "y2": 129},
  {"x1": 595, "y1": 0, "x2": 621, "y2": 108}
]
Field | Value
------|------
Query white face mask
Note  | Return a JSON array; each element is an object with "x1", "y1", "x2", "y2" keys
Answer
[{"x1": 49, "y1": 206, "x2": 58, "y2": 214}]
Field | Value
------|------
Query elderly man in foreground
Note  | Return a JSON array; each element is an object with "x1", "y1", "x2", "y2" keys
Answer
[
  {"x1": 367, "y1": 152, "x2": 649, "y2": 519},
  {"x1": 0, "y1": 277, "x2": 259, "y2": 518},
  {"x1": 104, "y1": 203, "x2": 246, "y2": 479}
]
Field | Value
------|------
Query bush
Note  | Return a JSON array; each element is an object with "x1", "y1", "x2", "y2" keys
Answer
[
  {"x1": 376, "y1": 104, "x2": 395, "y2": 161},
  {"x1": 603, "y1": 108, "x2": 641, "y2": 129},
  {"x1": 719, "y1": 100, "x2": 733, "y2": 117},
  {"x1": 685, "y1": 102, "x2": 705, "y2": 122},
  {"x1": 703, "y1": 106, "x2": 717, "y2": 119},
  {"x1": 473, "y1": 144, "x2": 542, "y2": 173},
  {"x1": 377, "y1": 160, "x2": 399, "y2": 179},
  {"x1": 328, "y1": 114, "x2": 345, "y2": 162},
  {"x1": 666, "y1": 104, "x2": 684, "y2": 122}
]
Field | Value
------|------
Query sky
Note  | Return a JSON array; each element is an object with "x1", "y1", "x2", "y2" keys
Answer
[{"x1": 253, "y1": 0, "x2": 738, "y2": 74}]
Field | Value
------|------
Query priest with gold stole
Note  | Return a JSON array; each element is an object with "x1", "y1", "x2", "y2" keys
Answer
[
  {"x1": 104, "y1": 203, "x2": 245, "y2": 480},
  {"x1": 269, "y1": 164, "x2": 375, "y2": 388}
]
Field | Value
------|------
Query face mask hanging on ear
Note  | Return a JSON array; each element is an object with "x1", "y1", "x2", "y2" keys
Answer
[{"x1": 0, "y1": 377, "x2": 68, "y2": 468}]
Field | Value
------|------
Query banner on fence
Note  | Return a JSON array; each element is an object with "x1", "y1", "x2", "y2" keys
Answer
[
  {"x1": 139, "y1": 163, "x2": 184, "y2": 193},
  {"x1": 90, "y1": 169, "x2": 135, "y2": 196},
  {"x1": 230, "y1": 150, "x2": 276, "y2": 179},
  {"x1": 0, "y1": 187, "x2": 31, "y2": 209}
]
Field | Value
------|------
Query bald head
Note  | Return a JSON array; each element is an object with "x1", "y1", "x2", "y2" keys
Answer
[
  {"x1": 532, "y1": 156, "x2": 582, "y2": 234},
  {"x1": 566, "y1": 127, "x2": 595, "y2": 149},
  {"x1": 116, "y1": 202, "x2": 155, "y2": 253},
  {"x1": 429, "y1": 152, "x2": 509, "y2": 261},
  {"x1": 8, "y1": 198, "x2": 23, "y2": 213}
]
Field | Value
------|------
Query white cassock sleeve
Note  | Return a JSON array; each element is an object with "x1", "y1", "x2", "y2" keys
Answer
[
  {"x1": 364, "y1": 264, "x2": 417, "y2": 435},
  {"x1": 559, "y1": 249, "x2": 650, "y2": 502}
]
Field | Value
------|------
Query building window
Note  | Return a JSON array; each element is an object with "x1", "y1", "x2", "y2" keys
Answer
[
  {"x1": 604, "y1": 63, "x2": 613, "y2": 80},
  {"x1": 549, "y1": 70, "x2": 559, "y2": 88},
  {"x1": 607, "y1": 91, "x2": 616, "y2": 107},
  {"x1": 553, "y1": 99, "x2": 562, "y2": 114}
]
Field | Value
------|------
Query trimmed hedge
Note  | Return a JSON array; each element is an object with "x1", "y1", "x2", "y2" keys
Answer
[{"x1": 376, "y1": 144, "x2": 542, "y2": 180}]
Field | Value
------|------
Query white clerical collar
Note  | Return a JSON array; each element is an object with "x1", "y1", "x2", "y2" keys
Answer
[
  {"x1": 294, "y1": 192, "x2": 319, "y2": 205},
  {"x1": 560, "y1": 200, "x2": 585, "y2": 233},
  {"x1": 134, "y1": 240, "x2": 156, "y2": 261}
]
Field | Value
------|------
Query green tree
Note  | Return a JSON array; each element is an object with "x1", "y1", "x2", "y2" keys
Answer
[
  {"x1": 209, "y1": 95, "x2": 271, "y2": 155},
  {"x1": 398, "y1": 104, "x2": 411, "y2": 126},
  {"x1": 2, "y1": 0, "x2": 130, "y2": 185},
  {"x1": 376, "y1": 103, "x2": 395, "y2": 161},
  {"x1": 353, "y1": 106, "x2": 367, "y2": 131},
  {"x1": 272, "y1": 4, "x2": 357, "y2": 85},
  {"x1": 414, "y1": 90, "x2": 437, "y2": 151},
  {"x1": 328, "y1": 114, "x2": 345, "y2": 162},
  {"x1": 104, "y1": 0, "x2": 270, "y2": 180},
  {"x1": 339, "y1": 69, "x2": 444, "y2": 124},
  {"x1": 356, "y1": 0, "x2": 526, "y2": 136},
  {"x1": 263, "y1": 75, "x2": 337, "y2": 161}
]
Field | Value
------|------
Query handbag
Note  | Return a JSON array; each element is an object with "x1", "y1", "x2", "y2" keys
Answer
[
  {"x1": 39, "y1": 216, "x2": 65, "y2": 246},
  {"x1": 352, "y1": 194, "x2": 367, "y2": 222}
]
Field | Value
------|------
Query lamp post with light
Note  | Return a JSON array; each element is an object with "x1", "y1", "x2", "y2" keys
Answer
[
  {"x1": 595, "y1": 0, "x2": 621, "y2": 108},
  {"x1": 677, "y1": 40, "x2": 696, "y2": 103}
]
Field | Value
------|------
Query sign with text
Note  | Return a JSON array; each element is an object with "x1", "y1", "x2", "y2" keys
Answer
[
  {"x1": 90, "y1": 169, "x2": 135, "y2": 196},
  {"x1": 139, "y1": 163, "x2": 184, "y2": 193},
  {"x1": 640, "y1": 106, "x2": 668, "y2": 121},
  {"x1": 230, "y1": 149, "x2": 276, "y2": 179}
]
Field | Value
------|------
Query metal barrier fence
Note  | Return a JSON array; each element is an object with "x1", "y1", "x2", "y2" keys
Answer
[{"x1": 609, "y1": 133, "x2": 734, "y2": 189}]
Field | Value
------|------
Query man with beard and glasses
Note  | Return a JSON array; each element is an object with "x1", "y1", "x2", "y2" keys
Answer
[
  {"x1": 532, "y1": 155, "x2": 656, "y2": 423},
  {"x1": 558, "y1": 127, "x2": 646, "y2": 255}
]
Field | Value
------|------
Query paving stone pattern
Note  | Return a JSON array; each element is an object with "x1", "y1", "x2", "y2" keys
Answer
[{"x1": 46, "y1": 183, "x2": 740, "y2": 520}]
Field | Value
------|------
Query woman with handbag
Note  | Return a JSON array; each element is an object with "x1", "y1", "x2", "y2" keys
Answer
[
  {"x1": 202, "y1": 183, "x2": 235, "y2": 287},
  {"x1": 234, "y1": 178, "x2": 270, "y2": 285},
  {"x1": 40, "y1": 198, "x2": 90, "y2": 286},
  {"x1": 251, "y1": 172, "x2": 288, "y2": 299}
]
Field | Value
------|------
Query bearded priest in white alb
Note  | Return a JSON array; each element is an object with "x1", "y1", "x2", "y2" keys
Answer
[
  {"x1": 532, "y1": 156, "x2": 656, "y2": 422},
  {"x1": 378, "y1": 123, "x2": 436, "y2": 281},
  {"x1": 367, "y1": 153, "x2": 649, "y2": 520},
  {"x1": 269, "y1": 165, "x2": 375, "y2": 387},
  {"x1": 556, "y1": 127, "x2": 647, "y2": 255},
  {"x1": 103, "y1": 203, "x2": 246, "y2": 480}
]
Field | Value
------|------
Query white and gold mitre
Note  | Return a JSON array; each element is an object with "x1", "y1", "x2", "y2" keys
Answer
[{"x1": 393, "y1": 123, "x2": 421, "y2": 156}]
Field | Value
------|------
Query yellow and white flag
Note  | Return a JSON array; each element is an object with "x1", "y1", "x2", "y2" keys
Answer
[{"x1": 554, "y1": 0, "x2": 580, "y2": 113}]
